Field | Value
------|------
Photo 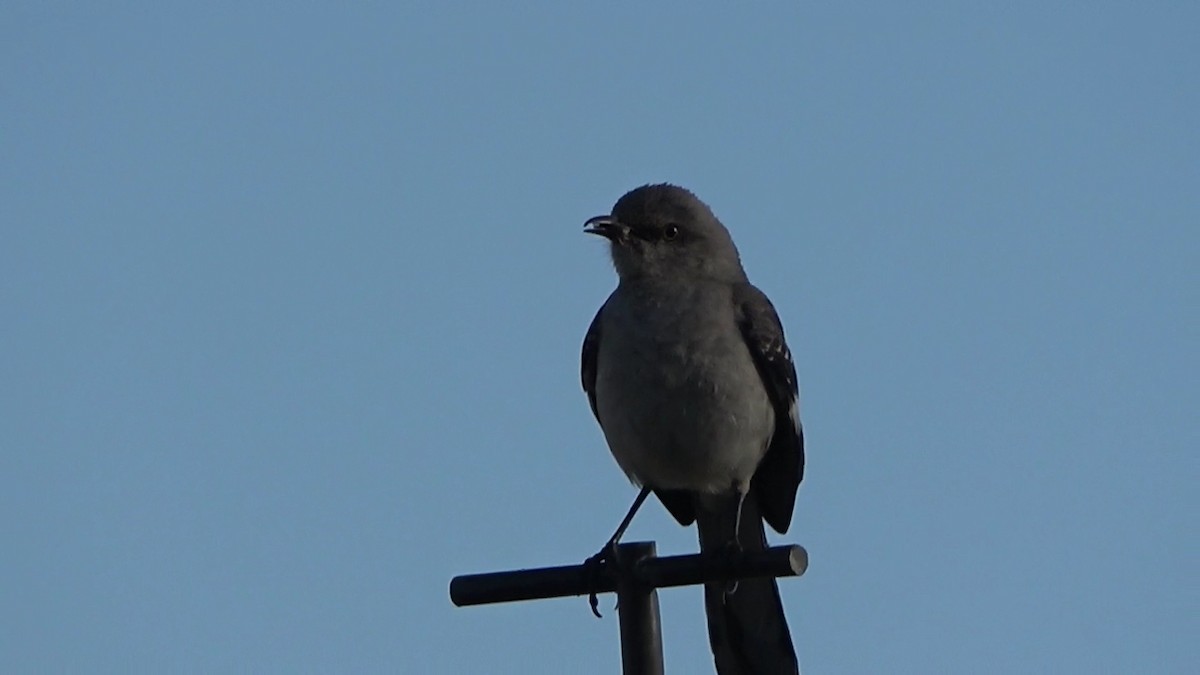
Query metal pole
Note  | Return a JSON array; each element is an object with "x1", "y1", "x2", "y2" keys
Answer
[{"x1": 615, "y1": 542, "x2": 664, "y2": 675}]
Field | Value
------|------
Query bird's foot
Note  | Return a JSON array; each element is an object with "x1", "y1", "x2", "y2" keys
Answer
[{"x1": 583, "y1": 541, "x2": 620, "y2": 618}]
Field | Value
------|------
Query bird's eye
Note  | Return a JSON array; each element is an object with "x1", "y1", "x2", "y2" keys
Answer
[{"x1": 663, "y1": 224, "x2": 680, "y2": 241}]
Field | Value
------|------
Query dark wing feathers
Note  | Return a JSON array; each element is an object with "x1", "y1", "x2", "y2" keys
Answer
[
  {"x1": 734, "y1": 284, "x2": 804, "y2": 534},
  {"x1": 581, "y1": 308, "x2": 603, "y2": 419}
]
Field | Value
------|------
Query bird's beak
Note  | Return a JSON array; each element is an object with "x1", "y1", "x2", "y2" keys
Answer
[{"x1": 584, "y1": 215, "x2": 627, "y2": 242}]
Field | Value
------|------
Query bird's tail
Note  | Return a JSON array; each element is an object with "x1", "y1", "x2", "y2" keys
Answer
[{"x1": 696, "y1": 494, "x2": 798, "y2": 675}]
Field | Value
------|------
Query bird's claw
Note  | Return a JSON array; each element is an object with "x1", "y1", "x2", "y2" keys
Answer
[{"x1": 583, "y1": 542, "x2": 619, "y2": 618}]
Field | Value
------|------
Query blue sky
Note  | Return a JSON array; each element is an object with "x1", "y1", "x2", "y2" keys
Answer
[{"x1": 3, "y1": 3, "x2": 1196, "y2": 673}]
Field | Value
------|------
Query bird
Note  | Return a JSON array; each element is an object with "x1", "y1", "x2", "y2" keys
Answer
[{"x1": 581, "y1": 184, "x2": 804, "y2": 674}]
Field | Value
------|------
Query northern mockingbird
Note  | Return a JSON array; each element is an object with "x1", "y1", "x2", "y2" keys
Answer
[{"x1": 581, "y1": 184, "x2": 804, "y2": 674}]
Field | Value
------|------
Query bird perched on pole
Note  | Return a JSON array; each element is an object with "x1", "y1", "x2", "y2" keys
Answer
[{"x1": 581, "y1": 184, "x2": 805, "y2": 674}]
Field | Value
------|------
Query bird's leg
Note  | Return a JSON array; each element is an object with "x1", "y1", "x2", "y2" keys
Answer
[
  {"x1": 584, "y1": 485, "x2": 651, "y2": 618},
  {"x1": 731, "y1": 489, "x2": 746, "y2": 547},
  {"x1": 720, "y1": 489, "x2": 748, "y2": 597}
]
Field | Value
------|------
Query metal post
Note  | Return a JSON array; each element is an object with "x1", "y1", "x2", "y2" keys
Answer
[{"x1": 615, "y1": 542, "x2": 664, "y2": 675}]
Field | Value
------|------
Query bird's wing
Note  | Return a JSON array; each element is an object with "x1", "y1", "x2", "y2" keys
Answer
[
  {"x1": 734, "y1": 283, "x2": 804, "y2": 534},
  {"x1": 581, "y1": 305, "x2": 604, "y2": 420}
]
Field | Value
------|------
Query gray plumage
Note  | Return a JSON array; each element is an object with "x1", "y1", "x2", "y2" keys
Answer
[{"x1": 581, "y1": 184, "x2": 804, "y2": 674}]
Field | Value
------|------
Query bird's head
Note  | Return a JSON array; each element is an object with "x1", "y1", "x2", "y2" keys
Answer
[{"x1": 585, "y1": 184, "x2": 746, "y2": 283}]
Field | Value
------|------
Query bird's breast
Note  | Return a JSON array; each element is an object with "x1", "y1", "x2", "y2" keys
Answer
[{"x1": 594, "y1": 284, "x2": 774, "y2": 492}]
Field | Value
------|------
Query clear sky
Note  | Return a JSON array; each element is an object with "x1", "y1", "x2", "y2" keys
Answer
[{"x1": 3, "y1": 3, "x2": 1196, "y2": 673}]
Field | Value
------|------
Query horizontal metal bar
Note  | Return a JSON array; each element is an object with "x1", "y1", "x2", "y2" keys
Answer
[{"x1": 450, "y1": 542, "x2": 806, "y2": 607}]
